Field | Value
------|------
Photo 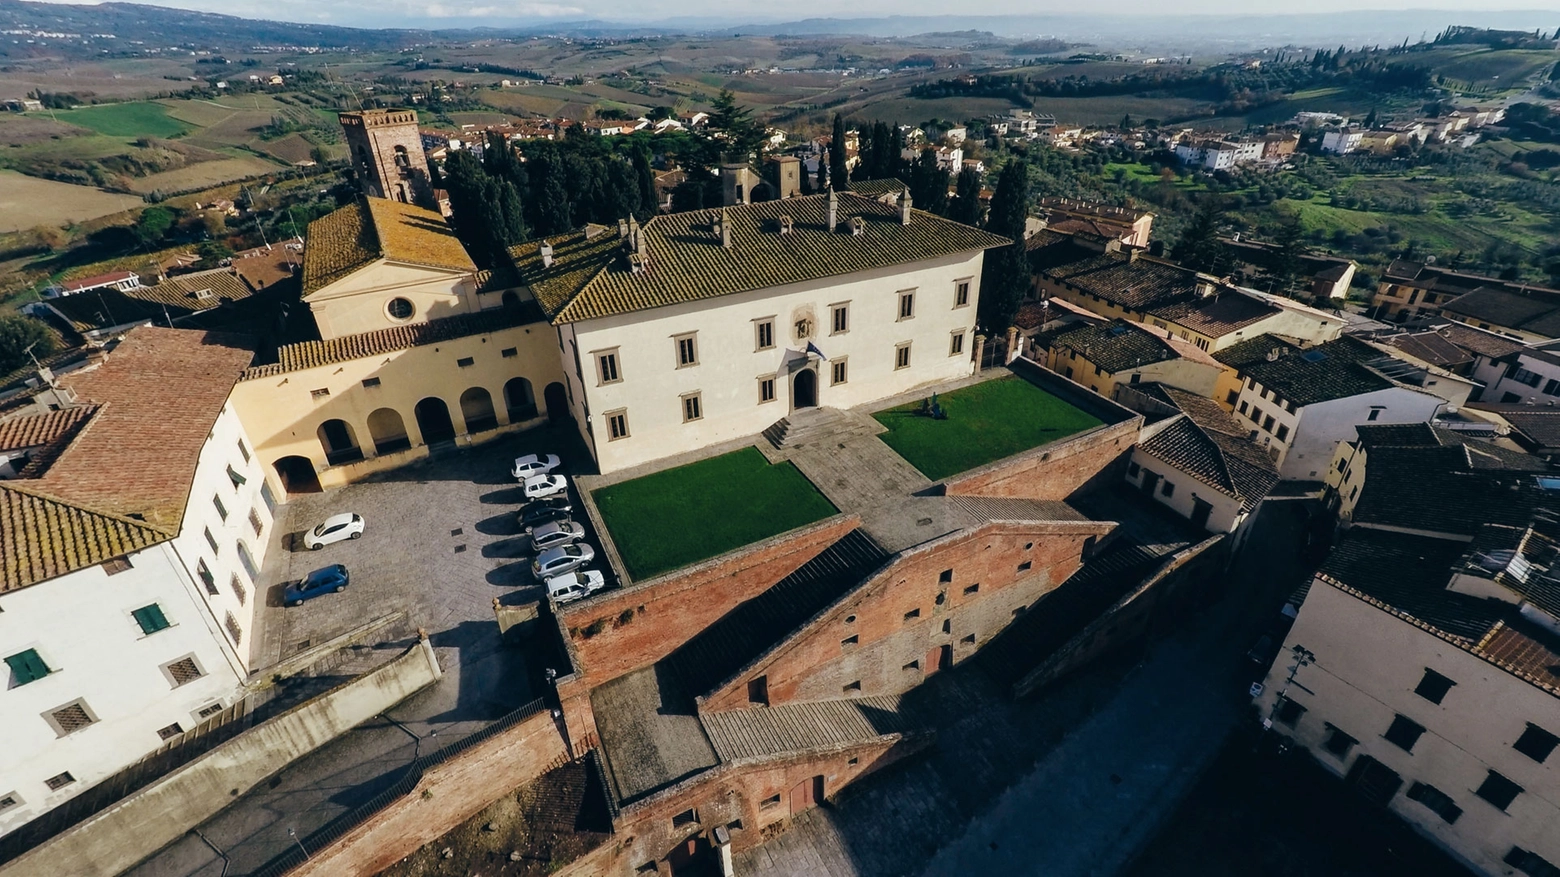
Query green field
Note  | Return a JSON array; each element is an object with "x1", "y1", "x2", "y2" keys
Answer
[
  {"x1": 56, "y1": 102, "x2": 192, "y2": 139},
  {"x1": 593, "y1": 447, "x2": 837, "y2": 580},
  {"x1": 874, "y1": 377, "x2": 1104, "y2": 481}
]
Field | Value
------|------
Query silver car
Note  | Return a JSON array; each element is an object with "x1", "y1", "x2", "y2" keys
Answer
[
  {"x1": 531, "y1": 543, "x2": 596, "y2": 580},
  {"x1": 530, "y1": 520, "x2": 586, "y2": 552},
  {"x1": 546, "y1": 569, "x2": 607, "y2": 603}
]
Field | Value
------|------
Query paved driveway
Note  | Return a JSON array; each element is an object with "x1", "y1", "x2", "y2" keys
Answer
[{"x1": 128, "y1": 425, "x2": 590, "y2": 877}]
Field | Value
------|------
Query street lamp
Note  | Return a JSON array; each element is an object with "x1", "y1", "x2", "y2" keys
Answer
[{"x1": 1264, "y1": 643, "x2": 1315, "y2": 733}]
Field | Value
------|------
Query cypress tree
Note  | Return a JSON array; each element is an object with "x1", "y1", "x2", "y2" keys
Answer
[
  {"x1": 1171, "y1": 200, "x2": 1233, "y2": 276},
  {"x1": 828, "y1": 114, "x2": 850, "y2": 192},
  {"x1": 977, "y1": 160, "x2": 1031, "y2": 335},
  {"x1": 949, "y1": 167, "x2": 983, "y2": 227},
  {"x1": 909, "y1": 149, "x2": 949, "y2": 216},
  {"x1": 632, "y1": 147, "x2": 658, "y2": 219}
]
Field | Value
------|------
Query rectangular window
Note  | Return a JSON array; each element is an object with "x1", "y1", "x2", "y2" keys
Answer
[
  {"x1": 832, "y1": 359, "x2": 848, "y2": 385},
  {"x1": 1322, "y1": 724, "x2": 1356, "y2": 757},
  {"x1": 131, "y1": 604, "x2": 170, "y2": 635},
  {"x1": 1414, "y1": 668, "x2": 1455, "y2": 705},
  {"x1": 950, "y1": 331, "x2": 965, "y2": 356},
  {"x1": 224, "y1": 611, "x2": 243, "y2": 645},
  {"x1": 675, "y1": 334, "x2": 698, "y2": 367},
  {"x1": 898, "y1": 290, "x2": 916, "y2": 320},
  {"x1": 1262, "y1": 414, "x2": 1275, "y2": 432},
  {"x1": 895, "y1": 343, "x2": 911, "y2": 370},
  {"x1": 1507, "y1": 848, "x2": 1560, "y2": 877},
  {"x1": 1275, "y1": 697, "x2": 1305, "y2": 727},
  {"x1": 596, "y1": 350, "x2": 621, "y2": 384},
  {"x1": 832, "y1": 304, "x2": 849, "y2": 335},
  {"x1": 1406, "y1": 782, "x2": 1462, "y2": 824},
  {"x1": 197, "y1": 560, "x2": 217, "y2": 595},
  {"x1": 963, "y1": 583, "x2": 979, "y2": 595},
  {"x1": 1367, "y1": 408, "x2": 1382, "y2": 421},
  {"x1": 761, "y1": 794, "x2": 781, "y2": 809},
  {"x1": 310, "y1": 388, "x2": 329, "y2": 399},
  {"x1": 456, "y1": 356, "x2": 474, "y2": 368},
  {"x1": 1238, "y1": 401, "x2": 1249, "y2": 415},
  {"x1": 939, "y1": 569, "x2": 954, "y2": 583},
  {"x1": 1384, "y1": 714, "x2": 1425, "y2": 752},
  {"x1": 227, "y1": 465, "x2": 246, "y2": 489},
  {"x1": 5, "y1": 649, "x2": 50, "y2": 685},
  {"x1": 230, "y1": 573, "x2": 247, "y2": 606},
  {"x1": 501, "y1": 346, "x2": 518, "y2": 358},
  {"x1": 841, "y1": 635, "x2": 858, "y2": 648},
  {"x1": 606, "y1": 410, "x2": 629, "y2": 441},
  {"x1": 44, "y1": 772, "x2": 75, "y2": 791},
  {"x1": 903, "y1": 660, "x2": 920, "y2": 671},
  {"x1": 1017, "y1": 560, "x2": 1032, "y2": 572},
  {"x1": 249, "y1": 508, "x2": 264, "y2": 537},
  {"x1": 904, "y1": 608, "x2": 920, "y2": 622},
  {"x1": 954, "y1": 280, "x2": 970, "y2": 307},
  {"x1": 49, "y1": 702, "x2": 94, "y2": 736},
  {"x1": 212, "y1": 494, "x2": 227, "y2": 522},
  {"x1": 843, "y1": 680, "x2": 861, "y2": 692},
  {"x1": 101, "y1": 557, "x2": 133, "y2": 575},
  {"x1": 197, "y1": 702, "x2": 224, "y2": 719},
  {"x1": 204, "y1": 528, "x2": 219, "y2": 556},
  {"x1": 165, "y1": 657, "x2": 203, "y2": 687},
  {"x1": 361, "y1": 377, "x2": 381, "y2": 388},
  {"x1": 672, "y1": 808, "x2": 698, "y2": 828},
  {"x1": 156, "y1": 723, "x2": 184, "y2": 741},
  {"x1": 1275, "y1": 424, "x2": 1290, "y2": 441},
  {"x1": 1475, "y1": 771, "x2": 1523, "y2": 811},
  {"x1": 755, "y1": 319, "x2": 775, "y2": 351},
  {"x1": 236, "y1": 439, "x2": 250, "y2": 463},
  {"x1": 0, "y1": 794, "x2": 19, "y2": 812},
  {"x1": 759, "y1": 377, "x2": 776, "y2": 403},
  {"x1": 1160, "y1": 481, "x2": 1175, "y2": 497},
  {"x1": 681, "y1": 393, "x2": 703, "y2": 423},
  {"x1": 1514, "y1": 723, "x2": 1559, "y2": 763}
]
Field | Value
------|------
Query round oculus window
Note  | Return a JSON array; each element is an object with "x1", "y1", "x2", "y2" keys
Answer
[{"x1": 386, "y1": 297, "x2": 415, "y2": 321}]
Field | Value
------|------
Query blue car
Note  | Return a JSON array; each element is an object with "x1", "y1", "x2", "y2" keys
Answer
[{"x1": 283, "y1": 564, "x2": 350, "y2": 607}]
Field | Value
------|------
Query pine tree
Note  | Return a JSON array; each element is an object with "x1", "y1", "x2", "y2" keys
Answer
[
  {"x1": 977, "y1": 160, "x2": 1031, "y2": 335},
  {"x1": 709, "y1": 89, "x2": 765, "y2": 160},
  {"x1": 1262, "y1": 217, "x2": 1306, "y2": 297},
  {"x1": 1171, "y1": 200, "x2": 1232, "y2": 276},
  {"x1": 828, "y1": 114, "x2": 850, "y2": 192},
  {"x1": 949, "y1": 167, "x2": 983, "y2": 227}
]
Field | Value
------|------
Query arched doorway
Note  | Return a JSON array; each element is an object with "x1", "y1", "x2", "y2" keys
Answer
[
  {"x1": 459, "y1": 387, "x2": 498, "y2": 433},
  {"x1": 415, "y1": 397, "x2": 456, "y2": 444},
  {"x1": 543, "y1": 382, "x2": 569, "y2": 423},
  {"x1": 317, "y1": 419, "x2": 363, "y2": 465},
  {"x1": 792, "y1": 368, "x2": 817, "y2": 410},
  {"x1": 367, "y1": 408, "x2": 410, "y2": 455},
  {"x1": 504, "y1": 377, "x2": 537, "y2": 423},
  {"x1": 501, "y1": 290, "x2": 520, "y2": 310},
  {"x1": 272, "y1": 456, "x2": 321, "y2": 496}
]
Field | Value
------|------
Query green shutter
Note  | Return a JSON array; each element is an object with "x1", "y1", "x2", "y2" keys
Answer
[
  {"x1": 5, "y1": 649, "x2": 50, "y2": 685},
  {"x1": 132, "y1": 604, "x2": 170, "y2": 635}
]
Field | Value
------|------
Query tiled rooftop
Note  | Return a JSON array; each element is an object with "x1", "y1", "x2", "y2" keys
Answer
[
  {"x1": 302, "y1": 198, "x2": 475, "y2": 295},
  {"x1": 244, "y1": 303, "x2": 543, "y2": 378},
  {"x1": 0, "y1": 481, "x2": 168, "y2": 594},
  {"x1": 1214, "y1": 335, "x2": 1404, "y2": 406},
  {"x1": 0, "y1": 405, "x2": 96, "y2": 452},
  {"x1": 703, "y1": 694, "x2": 930, "y2": 762},
  {"x1": 47, "y1": 268, "x2": 254, "y2": 333},
  {"x1": 1050, "y1": 320, "x2": 1178, "y2": 374},
  {"x1": 1351, "y1": 447, "x2": 1547, "y2": 536},
  {"x1": 510, "y1": 193, "x2": 1010, "y2": 325},
  {"x1": 1134, "y1": 384, "x2": 1278, "y2": 509},
  {"x1": 1320, "y1": 528, "x2": 1501, "y2": 640}
]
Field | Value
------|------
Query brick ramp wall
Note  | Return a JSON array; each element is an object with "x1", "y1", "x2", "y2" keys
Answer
[
  {"x1": 0, "y1": 636, "x2": 443, "y2": 877},
  {"x1": 275, "y1": 704, "x2": 569, "y2": 877},
  {"x1": 941, "y1": 416, "x2": 1140, "y2": 502}
]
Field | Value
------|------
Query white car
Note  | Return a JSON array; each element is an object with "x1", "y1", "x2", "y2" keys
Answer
[
  {"x1": 530, "y1": 520, "x2": 586, "y2": 552},
  {"x1": 511, "y1": 453, "x2": 561, "y2": 480},
  {"x1": 545, "y1": 569, "x2": 607, "y2": 603},
  {"x1": 304, "y1": 513, "x2": 364, "y2": 550},
  {"x1": 532, "y1": 543, "x2": 596, "y2": 579},
  {"x1": 523, "y1": 473, "x2": 568, "y2": 500}
]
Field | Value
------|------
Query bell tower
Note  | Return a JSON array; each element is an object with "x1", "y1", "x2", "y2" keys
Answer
[{"x1": 339, "y1": 109, "x2": 433, "y2": 208}]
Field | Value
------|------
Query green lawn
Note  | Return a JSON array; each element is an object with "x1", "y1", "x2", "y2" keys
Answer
[
  {"x1": 874, "y1": 377, "x2": 1104, "y2": 480},
  {"x1": 58, "y1": 102, "x2": 192, "y2": 139},
  {"x1": 593, "y1": 447, "x2": 837, "y2": 580}
]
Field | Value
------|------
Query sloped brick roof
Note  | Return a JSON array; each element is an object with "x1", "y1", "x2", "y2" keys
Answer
[
  {"x1": 1351, "y1": 447, "x2": 1547, "y2": 537},
  {"x1": 1321, "y1": 528, "x2": 1500, "y2": 640},
  {"x1": 1051, "y1": 320, "x2": 1177, "y2": 373},
  {"x1": 1, "y1": 481, "x2": 168, "y2": 593},
  {"x1": 704, "y1": 694, "x2": 928, "y2": 762},
  {"x1": 511, "y1": 193, "x2": 1009, "y2": 325},
  {"x1": 302, "y1": 198, "x2": 475, "y2": 295},
  {"x1": 1134, "y1": 383, "x2": 1278, "y2": 508},
  {"x1": 0, "y1": 405, "x2": 96, "y2": 452},
  {"x1": 47, "y1": 268, "x2": 253, "y2": 333},
  {"x1": 1214, "y1": 335, "x2": 1400, "y2": 406}
]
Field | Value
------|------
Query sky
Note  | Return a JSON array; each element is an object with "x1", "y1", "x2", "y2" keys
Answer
[{"x1": 55, "y1": 0, "x2": 1560, "y2": 28}]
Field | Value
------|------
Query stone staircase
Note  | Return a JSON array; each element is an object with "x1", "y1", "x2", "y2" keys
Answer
[{"x1": 762, "y1": 407, "x2": 883, "y2": 451}]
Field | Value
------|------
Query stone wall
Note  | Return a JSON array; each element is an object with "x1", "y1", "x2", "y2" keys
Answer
[
  {"x1": 556, "y1": 516, "x2": 860, "y2": 688},
  {"x1": 699, "y1": 521, "x2": 1114, "y2": 712},
  {"x1": 941, "y1": 416, "x2": 1140, "y2": 502},
  {"x1": 284, "y1": 707, "x2": 569, "y2": 877},
  {"x1": 0, "y1": 636, "x2": 442, "y2": 877}
]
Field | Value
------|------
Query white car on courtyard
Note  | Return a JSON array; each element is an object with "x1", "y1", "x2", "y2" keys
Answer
[
  {"x1": 530, "y1": 520, "x2": 586, "y2": 552},
  {"x1": 532, "y1": 543, "x2": 596, "y2": 580},
  {"x1": 523, "y1": 473, "x2": 568, "y2": 500},
  {"x1": 511, "y1": 453, "x2": 562, "y2": 480},
  {"x1": 545, "y1": 569, "x2": 607, "y2": 603},
  {"x1": 304, "y1": 512, "x2": 364, "y2": 550}
]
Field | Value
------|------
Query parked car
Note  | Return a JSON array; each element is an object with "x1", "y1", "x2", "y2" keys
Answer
[
  {"x1": 284, "y1": 564, "x2": 350, "y2": 606},
  {"x1": 518, "y1": 501, "x2": 572, "y2": 531},
  {"x1": 530, "y1": 520, "x2": 586, "y2": 552},
  {"x1": 511, "y1": 453, "x2": 562, "y2": 480},
  {"x1": 545, "y1": 569, "x2": 606, "y2": 603},
  {"x1": 523, "y1": 473, "x2": 568, "y2": 500},
  {"x1": 304, "y1": 513, "x2": 364, "y2": 550},
  {"x1": 532, "y1": 543, "x2": 596, "y2": 580}
]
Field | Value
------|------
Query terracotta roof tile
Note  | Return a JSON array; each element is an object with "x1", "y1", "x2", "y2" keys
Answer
[
  {"x1": 301, "y1": 198, "x2": 475, "y2": 296},
  {"x1": 46, "y1": 268, "x2": 254, "y2": 333},
  {"x1": 244, "y1": 304, "x2": 543, "y2": 379},
  {"x1": 0, "y1": 406, "x2": 96, "y2": 452},
  {"x1": 0, "y1": 481, "x2": 169, "y2": 593},
  {"x1": 511, "y1": 193, "x2": 1010, "y2": 325},
  {"x1": 1134, "y1": 383, "x2": 1278, "y2": 508}
]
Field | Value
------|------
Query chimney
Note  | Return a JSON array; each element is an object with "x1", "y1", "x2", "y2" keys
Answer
[
  {"x1": 539, "y1": 242, "x2": 554, "y2": 269},
  {"x1": 636, "y1": 222, "x2": 648, "y2": 260},
  {"x1": 900, "y1": 188, "x2": 913, "y2": 225},
  {"x1": 849, "y1": 216, "x2": 866, "y2": 236},
  {"x1": 827, "y1": 187, "x2": 838, "y2": 232},
  {"x1": 618, "y1": 218, "x2": 629, "y2": 239},
  {"x1": 627, "y1": 215, "x2": 641, "y2": 253},
  {"x1": 778, "y1": 215, "x2": 793, "y2": 235},
  {"x1": 719, "y1": 207, "x2": 732, "y2": 249}
]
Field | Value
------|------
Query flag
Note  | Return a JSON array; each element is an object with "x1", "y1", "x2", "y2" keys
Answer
[{"x1": 805, "y1": 341, "x2": 828, "y2": 361}]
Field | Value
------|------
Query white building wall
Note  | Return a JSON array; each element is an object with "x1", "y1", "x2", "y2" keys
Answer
[
  {"x1": 1233, "y1": 384, "x2": 1442, "y2": 480},
  {"x1": 1125, "y1": 446, "x2": 1246, "y2": 533},
  {"x1": 1256, "y1": 581, "x2": 1560, "y2": 876},
  {"x1": 574, "y1": 251, "x2": 983, "y2": 473},
  {"x1": 1479, "y1": 352, "x2": 1560, "y2": 406}
]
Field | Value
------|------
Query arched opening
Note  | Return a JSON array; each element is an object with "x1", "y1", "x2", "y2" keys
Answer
[
  {"x1": 501, "y1": 290, "x2": 520, "y2": 309},
  {"x1": 792, "y1": 368, "x2": 817, "y2": 410},
  {"x1": 236, "y1": 541, "x2": 258, "y2": 580},
  {"x1": 393, "y1": 144, "x2": 410, "y2": 168},
  {"x1": 415, "y1": 397, "x2": 456, "y2": 445},
  {"x1": 504, "y1": 377, "x2": 537, "y2": 423},
  {"x1": 317, "y1": 419, "x2": 363, "y2": 465},
  {"x1": 459, "y1": 387, "x2": 498, "y2": 434},
  {"x1": 367, "y1": 408, "x2": 411, "y2": 455},
  {"x1": 272, "y1": 456, "x2": 321, "y2": 496},
  {"x1": 543, "y1": 382, "x2": 569, "y2": 424}
]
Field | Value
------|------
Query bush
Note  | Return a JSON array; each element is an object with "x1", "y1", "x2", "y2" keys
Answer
[{"x1": 0, "y1": 314, "x2": 57, "y2": 375}]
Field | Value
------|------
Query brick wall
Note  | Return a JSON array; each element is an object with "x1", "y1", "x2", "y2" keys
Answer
[
  {"x1": 285, "y1": 709, "x2": 569, "y2": 877},
  {"x1": 941, "y1": 417, "x2": 1140, "y2": 502},
  {"x1": 700, "y1": 521, "x2": 1114, "y2": 712},
  {"x1": 557, "y1": 516, "x2": 859, "y2": 688}
]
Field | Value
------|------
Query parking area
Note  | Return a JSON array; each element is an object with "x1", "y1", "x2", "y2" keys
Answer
[{"x1": 249, "y1": 422, "x2": 596, "y2": 676}]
